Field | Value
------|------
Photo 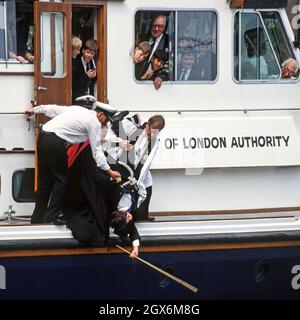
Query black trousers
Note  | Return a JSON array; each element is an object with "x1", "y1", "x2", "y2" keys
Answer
[
  {"x1": 135, "y1": 186, "x2": 152, "y2": 221},
  {"x1": 31, "y1": 131, "x2": 68, "y2": 224}
]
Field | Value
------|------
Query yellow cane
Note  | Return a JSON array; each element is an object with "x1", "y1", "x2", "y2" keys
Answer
[{"x1": 116, "y1": 245, "x2": 198, "y2": 293}]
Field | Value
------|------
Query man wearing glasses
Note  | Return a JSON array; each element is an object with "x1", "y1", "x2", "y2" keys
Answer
[
  {"x1": 147, "y1": 15, "x2": 169, "y2": 60},
  {"x1": 136, "y1": 14, "x2": 169, "y2": 85}
]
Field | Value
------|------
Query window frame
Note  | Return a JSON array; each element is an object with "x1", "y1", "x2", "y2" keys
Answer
[
  {"x1": 0, "y1": 0, "x2": 34, "y2": 66},
  {"x1": 12, "y1": 168, "x2": 36, "y2": 203},
  {"x1": 40, "y1": 11, "x2": 65, "y2": 78},
  {"x1": 232, "y1": 8, "x2": 299, "y2": 84},
  {"x1": 133, "y1": 7, "x2": 219, "y2": 85}
]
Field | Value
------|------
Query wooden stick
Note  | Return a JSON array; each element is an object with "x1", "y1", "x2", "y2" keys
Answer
[{"x1": 116, "y1": 245, "x2": 198, "y2": 293}]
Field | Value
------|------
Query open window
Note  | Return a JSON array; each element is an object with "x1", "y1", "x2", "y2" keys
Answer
[
  {"x1": 0, "y1": 0, "x2": 34, "y2": 64},
  {"x1": 134, "y1": 10, "x2": 217, "y2": 83},
  {"x1": 260, "y1": 11, "x2": 296, "y2": 67},
  {"x1": 234, "y1": 10, "x2": 298, "y2": 82}
]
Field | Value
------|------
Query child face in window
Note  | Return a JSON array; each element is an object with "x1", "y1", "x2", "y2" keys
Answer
[
  {"x1": 151, "y1": 57, "x2": 165, "y2": 71},
  {"x1": 82, "y1": 49, "x2": 95, "y2": 62},
  {"x1": 182, "y1": 54, "x2": 196, "y2": 69},
  {"x1": 197, "y1": 44, "x2": 211, "y2": 57},
  {"x1": 133, "y1": 48, "x2": 148, "y2": 64},
  {"x1": 72, "y1": 48, "x2": 81, "y2": 59}
]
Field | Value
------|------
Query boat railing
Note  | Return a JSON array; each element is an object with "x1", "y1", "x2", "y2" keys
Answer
[
  {"x1": 1, "y1": 108, "x2": 300, "y2": 115},
  {"x1": 128, "y1": 107, "x2": 300, "y2": 113},
  {"x1": 0, "y1": 112, "x2": 26, "y2": 115}
]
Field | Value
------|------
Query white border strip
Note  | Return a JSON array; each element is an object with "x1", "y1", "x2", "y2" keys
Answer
[{"x1": 0, "y1": 217, "x2": 299, "y2": 240}]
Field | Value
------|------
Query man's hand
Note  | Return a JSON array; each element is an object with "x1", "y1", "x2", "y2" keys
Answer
[
  {"x1": 120, "y1": 140, "x2": 133, "y2": 151},
  {"x1": 25, "y1": 108, "x2": 34, "y2": 117},
  {"x1": 25, "y1": 52, "x2": 34, "y2": 62},
  {"x1": 87, "y1": 69, "x2": 97, "y2": 79},
  {"x1": 107, "y1": 169, "x2": 121, "y2": 182},
  {"x1": 129, "y1": 247, "x2": 139, "y2": 258},
  {"x1": 16, "y1": 55, "x2": 26, "y2": 64},
  {"x1": 141, "y1": 70, "x2": 154, "y2": 80},
  {"x1": 154, "y1": 76, "x2": 163, "y2": 90}
]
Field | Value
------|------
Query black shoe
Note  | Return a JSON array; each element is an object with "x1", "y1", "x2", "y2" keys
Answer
[
  {"x1": 53, "y1": 213, "x2": 66, "y2": 225},
  {"x1": 146, "y1": 217, "x2": 155, "y2": 222},
  {"x1": 135, "y1": 216, "x2": 155, "y2": 222},
  {"x1": 30, "y1": 217, "x2": 44, "y2": 224},
  {"x1": 52, "y1": 216, "x2": 66, "y2": 225},
  {"x1": 44, "y1": 213, "x2": 66, "y2": 225}
]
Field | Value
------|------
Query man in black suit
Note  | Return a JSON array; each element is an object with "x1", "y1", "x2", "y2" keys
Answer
[
  {"x1": 177, "y1": 52, "x2": 200, "y2": 81},
  {"x1": 136, "y1": 14, "x2": 169, "y2": 84},
  {"x1": 195, "y1": 34, "x2": 217, "y2": 81}
]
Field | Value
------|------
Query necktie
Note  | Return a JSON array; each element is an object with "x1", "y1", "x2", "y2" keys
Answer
[
  {"x1": 149, "y1": 39, "x2": 155, "y2": 51},
  {"x1": 180, "y1": 68, "x2": 187, "y2": 81},
  {"x1": 86, "y1": 62, "x2": 90, "y2": 72}
]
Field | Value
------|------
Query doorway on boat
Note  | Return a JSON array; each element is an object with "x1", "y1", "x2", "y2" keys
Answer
[
  {"x1": 33, "y1": 1, "x2": 107, "y2": 191},
  {"x1": 71, "y1": 6, "x2": 107, "y2": 105},
  {"x1": 34, "y1": 2, "x2": 107, "y2": 108}
]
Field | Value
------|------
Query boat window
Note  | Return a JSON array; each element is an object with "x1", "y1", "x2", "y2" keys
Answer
[
  {"x1": 177, "y1": 11, "x2": 217, "y2": 82},
  {"x1": 41, "y1": 12, "x2": 65, "y2": 78},
  {"x1": 260, "y1": 11, "x2": 296, "y2": 69},
  {"x1": 0, "y1": 3, "x2": 5, "y2": 60},
  {"x1": 234, "y1": 11, "x2": 281, "y2": 81},
  {"x1": 134, "y1": 10, "x2": 217, "y2": 83},
  {"x1": 12, "y1": 168, "x2": 36, "y2": 203},
  {"x1": 0, "y1": 0, "x2": 34, "y2": 64}
]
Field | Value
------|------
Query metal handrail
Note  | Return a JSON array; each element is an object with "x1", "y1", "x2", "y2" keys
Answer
[
  {"x1": 118, "y1": 107, "x2": 300, "y2": 113},
  {"x1": 0, "y1": 112, "x2": 26, "y2": 115},
  {"x1": 1, "y1": 108, "x2": 300, "y2": 115}
]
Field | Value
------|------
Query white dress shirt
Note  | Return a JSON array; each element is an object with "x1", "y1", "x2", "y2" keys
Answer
[
  {"x1": 81, "y1": 56, "x2": 96, "y2": 72},
  {"x1": 33, "y1": 104, "x2": 110, "y2": 171},
  {"x1": 104, "y1": 118, "x2": 158, "y2": 203},
  {"x1": 117, "y1": 193, "x2": 140, "y2": 248},
  {"x1": 148, "y1": 33, "x2": 164, "y2": 64}
]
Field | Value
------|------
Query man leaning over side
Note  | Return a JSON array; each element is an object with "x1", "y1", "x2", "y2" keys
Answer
[{"x1": 25, "y1": 102, "x2": 121, "y2": 225}]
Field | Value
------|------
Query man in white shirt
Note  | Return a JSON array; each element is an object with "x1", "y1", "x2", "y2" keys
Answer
[
  {"x1": 25, "y1": 102, "x2": 121, "y2": 225},
  {"x1": 107, "y1": 114, "x2": 165, "y2": 221}
]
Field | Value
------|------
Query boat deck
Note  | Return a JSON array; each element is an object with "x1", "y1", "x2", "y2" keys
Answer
[{"x1": 0, "y1": 210, "x2": 300, "y2": 244}]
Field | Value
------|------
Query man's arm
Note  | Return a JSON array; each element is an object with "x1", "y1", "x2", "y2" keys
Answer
[
  {"x1": 129, "y1": 224, "x2": 140, "y2": 258},
  {"x1": 87, "y1": 120, "x2": 121, "y2": 180},
  {"x1": 25, "y1": 104, "x2": 68, "y2": 118}
]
